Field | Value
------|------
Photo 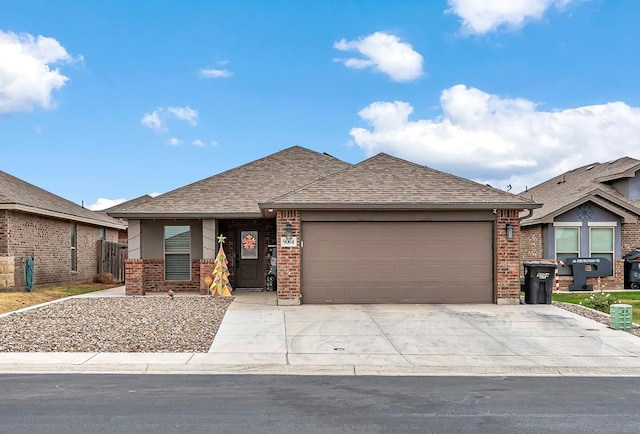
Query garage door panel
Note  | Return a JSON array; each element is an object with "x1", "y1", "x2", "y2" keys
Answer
[{"x1": 301, "y1": 221, "x2": 493, "y2": 304}]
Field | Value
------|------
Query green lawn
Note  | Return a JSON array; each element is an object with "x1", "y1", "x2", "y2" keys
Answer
[{"x1": 553, "y1": 291, "x2": 640, "y2": 318}]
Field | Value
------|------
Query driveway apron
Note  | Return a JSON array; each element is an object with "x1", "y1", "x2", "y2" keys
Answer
[{"x1": 206, "y1": 292, "x2": 640, "y2": 374}]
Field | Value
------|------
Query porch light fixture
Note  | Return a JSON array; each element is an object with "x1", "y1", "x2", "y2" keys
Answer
[
  {"x1": 505, "y1": 223, "x2": 514, "y2": 241},
  {"x1": 285, "y1": 222, "x2": 293, "y2": 239}
]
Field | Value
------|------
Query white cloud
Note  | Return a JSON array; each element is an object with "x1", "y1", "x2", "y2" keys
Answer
[
  {"x1": 141, "y1": 106, "x2": 198, "y2": 132},
  {"x1": 168, "y1": 137, "x2": 183, "y2": 146},
  {"x1": 200, "y1": 68, "x2": 233, "y2": 78},
  {"x1": 349, "y1": 84, "x2": 640, "y2": 192},
  {"x1": 0, "y1": 30, "x2": 79, "y2": 113},
  {"x1": 192, "y1": 139, "x2": 204, "y2": 147},
  {"x1": 334, "y1": 32, "x2": 424, "y2": 82},
  {"x1": 88, "y1": 198, "x2": 126, "y2": 211},
  {"x1": 140, "y1": 109, "x2": 165, "y2": 131},
  {"x1": 148, "y1": 192, "x2": 161, "y2": 197},
  {"x1": 447, "y1": 0, "x2": 580, "y2": 34},
  {"x1": 168, "y1": 106, "x2": 198, "y2": 125}
]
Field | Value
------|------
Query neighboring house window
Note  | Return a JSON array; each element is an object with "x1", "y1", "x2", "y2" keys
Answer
[
  {"x1": 71, "y1": 223, "x2": 78, "y2": 271},
  {"x1": 555, "y1": 227, "x2": 579, "y2": 276},
  {"x1": 590, "y1": 227, "x2": 614, "y2": 277},
  {"x1": 99, "y1": 227, "x2": 106, "y2": 241},
  {"x1": 164, "y1": 226, "x2": 191, "y2": 280}
]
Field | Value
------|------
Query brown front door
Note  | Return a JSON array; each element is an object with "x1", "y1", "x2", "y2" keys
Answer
[{"x1": 235, "y1": 228, "x2": 264, "y2": 288}]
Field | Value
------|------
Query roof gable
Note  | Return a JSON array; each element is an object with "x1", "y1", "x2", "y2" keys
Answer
[
  {"x1": 521, "y1": 157, "x2": 640, "y2": 225},
  {"x1": 0, "y1": 171, "x2": 126, "y2": 229},
  {"x1": 111, "y1": 146, "x2": 351, "y2": 217},
  {"x1": 262, "y1": 153, "x2": 539, "y2": 210}
]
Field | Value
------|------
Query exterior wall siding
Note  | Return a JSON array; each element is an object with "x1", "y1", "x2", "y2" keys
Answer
[
  {"x1": 126, "y1": 218, "x2": 276, "y2": 295},
  {"x1": 0, "y1": 211, "x2": 13, "y2": 289},
  {"x1": 496, "y1": 209, "x2": 521, "y2": 304},
  {"x1": 521, "y1": 215, "x2": 639, "y2": 291},
  {"x1": 276, "y1": 210, "x2": 301, "y2": 305},
  {"x1": 622, "y1": 222, "x2": 640, "y2": 254},
  {"x1": 124, "y1": 258, "x2": 205, "y2": 294},
  {"x1": 520, "y1": 224, "x2": 543, "y2": 274},
  {"x1": 4, "y1": 210, "x2": 117, "y2": 289},
  {"x1": 0, "y1": 210, "x2": 8, "y2": 254}
]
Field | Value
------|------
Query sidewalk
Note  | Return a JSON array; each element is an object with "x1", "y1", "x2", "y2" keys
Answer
[{"x1": 1, "y1": 290, "x2": 640, "y2": 376}]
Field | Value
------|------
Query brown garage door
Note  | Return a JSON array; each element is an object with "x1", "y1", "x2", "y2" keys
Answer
[{"x1": 301, "y1": 221, "x2": 493, "y2": 304}]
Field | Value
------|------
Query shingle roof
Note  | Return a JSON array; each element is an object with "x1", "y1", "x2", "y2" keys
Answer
[
  {"x1": 109, "y1": 146, "x2": 351, "y2": 218},
  {"x1": 261, "y1": 153, "x2": 540, "y2": 210},
  {"x1": 0, "y1": 170, "x2": 126, "y2": 229},
  {"x1": 104, "y1": 194, "x2": 154, "y2": 213},
  {"x1": 520, "y1": 157, "x2": 640, "y2": 225}
]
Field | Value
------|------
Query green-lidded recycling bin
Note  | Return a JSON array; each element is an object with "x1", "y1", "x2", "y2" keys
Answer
[
  {"x1": 523, "y1": 261, "x2": 556, "y2": 304},
  {"x1": 610, "y1": 304, "x2": 633, "y2": 331}
]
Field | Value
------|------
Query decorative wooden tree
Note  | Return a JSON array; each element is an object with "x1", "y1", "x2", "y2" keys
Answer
[{"x1": 209, "y1": 234, "x2": 233, "y2": 296}]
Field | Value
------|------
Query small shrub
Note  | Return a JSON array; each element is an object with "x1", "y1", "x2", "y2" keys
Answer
[
  {"x1": 579, "y1": 292, "x2": 619, "y2": 313},
  {"x1": 94, "y1": 273, "x2": 114, "y2": 284}
]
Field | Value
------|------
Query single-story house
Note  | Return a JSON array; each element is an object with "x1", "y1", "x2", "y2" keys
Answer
[
  {"x1": 103, "y1": 194, "x2": 155, "y2": 245},
  {"x1": 520, "y1": 157, "x2": 640, "y2": 290},
  {"x1": 0, "y1": 170, "x2": 127, "y2": 290},
  {"x1": 110, "y1": 146, "x2": 538, "y2": 305}
]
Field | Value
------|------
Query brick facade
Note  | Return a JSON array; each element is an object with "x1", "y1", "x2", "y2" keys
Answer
[
  {"x1": 0, "y1": 210, "x2": 8, "y2": 255},
  {"x1": 0, "y1": 211, "x2": 12, "y2": 289},
  {"x1": 1, "y1": 210, "x2": 119, "y2": 290},
  {"x1": 496, "y1": 209, "x2": 521, "y2": 304},
  {"x1": 125, "y1": 258, "x2": 201, "y2": 295},
  {"x1": 622, "y1": 222, "x2": 640, "y2": 255},
  {"x1": 125, "y1": 259, "x2": 144, "y2": 295},
  {"x1": 276, "y1": 210, "x2": 301, "y2": 305},
  {"x1": 520, "y1": 224, "x2": 543, "y2": 270}
]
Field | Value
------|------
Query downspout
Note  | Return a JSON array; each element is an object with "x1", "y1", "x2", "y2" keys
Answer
[{"x1": 519, "y1": 209, "x2": 534, "y2": 221}]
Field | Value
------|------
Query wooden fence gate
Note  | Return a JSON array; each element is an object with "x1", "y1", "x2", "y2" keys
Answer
[{"x1": 97, "y1": 240, "x2": 128, "y2": 282}]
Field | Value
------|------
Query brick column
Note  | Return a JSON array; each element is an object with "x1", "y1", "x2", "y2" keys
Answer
[
  {"x1": 496, "y1": 209, "x2": 520, "y2": 304},
  {"x1": 199, "y1": 259, "x2": 216, "y2": 295},
  {"x1": 125, "y1": 259, "x2": 144, "y2": 295},
  {"x1": 276, "y1": 210, "x2": 301, "y2": 306}
]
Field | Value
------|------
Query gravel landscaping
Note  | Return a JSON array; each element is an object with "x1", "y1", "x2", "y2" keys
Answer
[{"x1": 0, "y1": 296, "x2": 233, "y2": 352}]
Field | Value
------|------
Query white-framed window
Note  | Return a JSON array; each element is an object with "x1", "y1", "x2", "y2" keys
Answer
[
  {"x1": 164, "y1": 225, "x2": 191, "y2": 281},
  {"x1": 555, "y1": 226, "x2": 579, "y2": 276},
  {"x1": 589, "y1": 226, "x2": 614, "y2": 277}
]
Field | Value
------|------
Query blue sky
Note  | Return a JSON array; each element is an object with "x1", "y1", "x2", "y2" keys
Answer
[{"x1": 2, "y1": 0, "x2": 639, "y2": 210}]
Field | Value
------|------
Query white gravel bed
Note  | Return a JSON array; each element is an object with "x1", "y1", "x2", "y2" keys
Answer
[
  {"x1": 553, "y1": 301, "x2": 640, "y2": 338},
  {"x1": 0, "y1": 296, "x2": 233, "y2": 352}
]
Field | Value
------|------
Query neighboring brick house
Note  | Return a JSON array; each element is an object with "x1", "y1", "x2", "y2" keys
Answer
[
  {"x1": 520, "y1": 157, "x2": 640, "y2": 290},
  {"x1": 0, "y1": 171, "x2": 126, "y2": 290},
  {"x1": 110, "y1": 146, "x2": 539, "y2": 305}
]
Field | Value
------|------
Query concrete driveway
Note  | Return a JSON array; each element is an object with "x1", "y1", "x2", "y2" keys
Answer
[{"x1": 207, "y1": 292, "x2": 640, "y2": 375}]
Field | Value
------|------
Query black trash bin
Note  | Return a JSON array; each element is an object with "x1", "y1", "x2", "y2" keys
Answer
[
  {"x1": 523, "y1": 261, "x2": 556, "y2": 304},
  {"x1": 626, "y1": 261, "x2": 640, "y2": 290},
  {"x1": 624, "y1": 249, "x2": 640, "y2": 289}
]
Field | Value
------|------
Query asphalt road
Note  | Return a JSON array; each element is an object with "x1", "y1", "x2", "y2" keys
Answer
[{"x1": 0, "y1": 375, "x2": 639, "y2": 433}]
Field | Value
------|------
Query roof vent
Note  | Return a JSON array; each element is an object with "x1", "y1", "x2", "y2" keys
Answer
[
  {"x1": 586, "y1": 166, "x2": 594, "y2": 171},
  {"x1": 556, "y1": 175, "x2": 566, "y2": 185}
]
